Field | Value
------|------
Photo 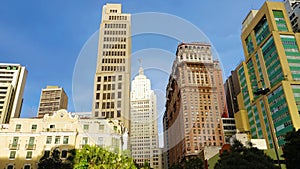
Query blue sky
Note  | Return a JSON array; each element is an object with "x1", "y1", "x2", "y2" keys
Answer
[{"x1": 0, "y1": 0, "x2": 281, "y2": 119}]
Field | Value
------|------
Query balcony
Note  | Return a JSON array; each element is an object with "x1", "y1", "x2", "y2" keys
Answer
[
  {"x1": 25, "y1": 144, "x2": 36, "y2": 150},
  {"x1": 9, "y1": 144, "x2": 20, "y2": 150}
]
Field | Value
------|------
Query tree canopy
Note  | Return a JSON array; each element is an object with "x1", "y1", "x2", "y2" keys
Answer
[
  {"x1": 282, "y1": 128, "x2": 300, "y2": 169},
  {"x1": 214, "y1": 140, "x2": 280, "y2": 169},
  {"x1": 169, "y1": 156, "x2": 203, "y2": 169},
  {"x1": 73, "y1": 145, "x2": 137, "y2": 169}
]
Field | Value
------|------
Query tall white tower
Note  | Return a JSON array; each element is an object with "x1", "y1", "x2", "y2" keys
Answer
[
  {"x1": 0, "y1": 63, "x2": 27, "y2": 123},
  {"x1": 130, "y1": 65, "x2": 162, "y2": 169},
  {"x1": 92, "y1": 4, "x2": 131, "y2": 130}
]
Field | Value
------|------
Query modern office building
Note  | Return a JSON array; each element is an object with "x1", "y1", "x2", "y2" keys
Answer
[
  {"x1": 130, "y1": 66, "x2": 162, "y2": 169},
  {"x1": 163, "y1": 43, "x2": 226, "y2": 167},
  {"x1": 0, "y1": 109, "x2": 128, "y2": 169},
  {"x1": 0, "y1": 63, "x2": 27, "y2": 124},
  {"x1": 92, "y1": 3, "x2": 131, "y2": 131},
  {"x1": 224, "y1": 70, "x2": 240, "y2": 118},
  {"x1": 284, "y1": 0, "x2": 300, "y2": 32},
  {"x1": 238, "y1": 1, "x2": 300, "y2": 149},
  {"x1": 37, "y1": 86, "x2": 68, "y2": 118}
]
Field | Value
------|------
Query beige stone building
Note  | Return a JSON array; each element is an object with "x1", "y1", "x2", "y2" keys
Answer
[
  {"x1": 0, "y1": 63, "x2": 27, "y2": 124},
  {"x1": 163, "y1": 43, "x2": 227, "y2": 168},
  {"x1": 37, "y1": 86, "x2": 68, "y2": 117},
  {"x1": 0, "y1": 109, "x2": 128, "y2": 169},
  {"x1": 92, "y1": 3, "x2": 132, "y2": 131}
]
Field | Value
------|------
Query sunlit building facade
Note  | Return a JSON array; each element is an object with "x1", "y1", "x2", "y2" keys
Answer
[
  {"x1": 163, "y1": 43, "x2": 226, "y2": 167},
  {"x1": 37, "y1": 86, "x2": 68, "y2": 117},
  {"x1": 237, "y1": 1, "x2": 300, "y2": 149},
  {"x1": 92, "y1": 3, "x2": 132, "y2": 131},
  {"x1": 0, "y1": 63, "x2": 27, "y2": 124},
  {"x1": 130, "y1": 66, "x2": 162, "y2": 169}
]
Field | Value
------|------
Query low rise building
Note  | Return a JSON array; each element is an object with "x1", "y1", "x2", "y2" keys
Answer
[{"x1": 0, "y1": 109, "x2": 128, "y2": 169}]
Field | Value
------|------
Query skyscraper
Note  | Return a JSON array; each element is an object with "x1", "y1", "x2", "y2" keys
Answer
[
  {"x1": 0, "y1": 63, "x2": 27, "y2": 123},
  {"x1": 37, "y1": 86, "x2": 68, "y2": 117},
  {"x1": 130, "y1": 65, "x2": 162, "y2": 169},
  {"x1": 238, "y1": 1, "x2": 300, "y2": 149},
  {"x1": 284, "y1": 0, "x2": 300, "y2": 32},
  {"x1": 163, "y1": 43, "x2": 226, "y2": 167},
  {"x1": 92, "y1": 3, "x2": 131, "y2": 130}
]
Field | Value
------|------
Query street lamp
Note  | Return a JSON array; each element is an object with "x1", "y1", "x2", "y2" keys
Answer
[{"x1": 254, "y1": 87, "x2": 281, "y2": 169}]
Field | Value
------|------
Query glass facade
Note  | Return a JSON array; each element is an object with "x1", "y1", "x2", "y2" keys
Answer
[
  {"x1": 281, "y1": 35, "x2": 300, "y2": 80},
  {"x1": 254, "y1": 16, "x2": 270, "y2": 45},
  {"x1": 273, "y1": 10, "x2": 288, "y2": 31},
  {"x1": 267, "y1": 86, "x2": 292, "y2": 146},
  {"x1": 262, "y1": 37, "x2": 283, "y2": 87}
]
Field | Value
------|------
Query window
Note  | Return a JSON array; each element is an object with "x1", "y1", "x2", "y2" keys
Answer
[
  {"x1": 28, "y1": 137, "x2": 35, "y2": 149},
  {"x1": 61, "y1": 150, "x2": 68, "y2": 158},
  {"x1": 7, "y1": 165, "x2": 14, "y2": 169},
  {"x1": 26, "y1": 151, "x2": 32, "y2": 159},
  {"x1": 24, "y1": 165, "x2": 31, "y2": 169},
  {"x1": 31, "y1": 124, "x2": 37, "y2": 131},
  {"x1": 55, "y1": 136, "x2": 60, "y2": 144},
  {"x1": 12, "y1": 137, "x2": 19, "y2": 148},
  {"x1": 46, "y1": 136, "x2": 52, "y2": 144},
  {"x1": 9, "y1": 151, "x2": 16, "y2": 159},
  {"x1": 98, "y1": 137, "x2": 103, "y2": 146},
  {"x1": 44, "y1": 150, "x2": 50, "y2": 158},
  {"x1": 63, "y1": 136, "x2": 69, "y2": 144},
  {"x1": 50, "y1": 124, "x2": 55, "y2": 129},
  {"x1": 82, "y1": 137, "x2": 88, "y2": 145},
  {"x1": 83, "y1": 124, "x2": 89, "y2": 131},
  {"x1": 15, "y1": 124, "x2": 21, "y2": 131},
  {"x1": 99, "y1": 124, "x2": 104, "y2": 131}
]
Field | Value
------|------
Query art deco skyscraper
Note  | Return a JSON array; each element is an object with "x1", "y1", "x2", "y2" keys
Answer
[
  {"x1": 130, "y1": 66, "x2": 162, "y2": 169},
  {"x1": 92, "y1": 4, "x2": 131, "y2": 130},
  {"x1": 0, "y1": 63, "x2": 27, "y2": 123},
  {"x1": 163, "y1": 43, "x2": 226, "y2": 167},
  {"x1": 37, "y1": 86, "x2": 68, "y2": 117}
]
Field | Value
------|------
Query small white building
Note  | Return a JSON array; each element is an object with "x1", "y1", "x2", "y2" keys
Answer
[{"x1": 0, "y1": 109, "x2": 128, "y2": 169}]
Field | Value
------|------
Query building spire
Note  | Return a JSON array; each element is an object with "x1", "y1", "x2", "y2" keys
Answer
[{"x1": 138, "y1": 58, "x2": 144, "y2": 75}]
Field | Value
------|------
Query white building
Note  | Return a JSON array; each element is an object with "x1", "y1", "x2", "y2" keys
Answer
[
  {"x1": 284, "y1": 0, "x2": 300, "y2": 32},
  {"x1": 0, "y1": 63, "x2": 27, "y2": 123},
  {"x1": 0, "y1": 109, "x2": 128, "y2": 169},
  {"x1": 92, "y1": 3, "x2": 132, "y2": 131},
  {"x1": 130, "y1": 66, "x2": 162, "y2": 169}
]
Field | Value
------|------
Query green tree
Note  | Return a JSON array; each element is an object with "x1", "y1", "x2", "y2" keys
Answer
[
  {"x1": 282, "y1": 128, "x2": 300, "y2": 169},
  {"x1": 184, "y1": 157, "x2": 204, "y2": 169},
  {"x1": 73, "y1": 145, "x2": 137, "y2": 169},
  {"x1": 214, "y1": 140, "x2": 279, "y2": 169},
  {"x1": 38, "y1": 147, "x2": 73, "y2": 169},
  {"x1": 169, "y1": 156, "x2": 203, "y2": 169}
]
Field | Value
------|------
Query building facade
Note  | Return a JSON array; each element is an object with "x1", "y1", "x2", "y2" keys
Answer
[
  {"x1": 284, "y1": 0, "x2": 300, "y2": 32},
  {"x1": 37, "y1": 86, "x2": 68, "y2": 117},
  {"x1": 92, "y1": 3, "x2": 132, "y2": 131},
  {"x1": 224, "y1": 70, "x2": 240, "y2": 118},
  {"x1": 130, "y1": 66, "x2": 162, "y2": 169},
  {"x1": 163, "y1": 43, "x2": 226, "y2": 167},
  {"x1": 0, "y1": 109, "x2": 127, "y2": 169},
  {"x1": 238, "y1": 1, "x2": 300, "y2": 148},
  {"x1": 0, "y1": 63, "x2": 27, "y2": 124}
]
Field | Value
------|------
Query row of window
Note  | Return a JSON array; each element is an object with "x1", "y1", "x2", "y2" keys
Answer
[
  {"x1": 104, "y1": 30, "x2": 127, "y2": 35},
  {"x1": 102, "y1": 51, "x2": 126, "y2": 56},
  {"x1": 104, "y1": 23, "x2": 127, "y2": 29},
  {"x1": 108, "y1": 15, "x2": 128, "y2": 21},
  {"x1": 102, "y1": 58, "x2": 126, "y2": 64},
  {"x1": 101, "y1": 65, "x2": 126, "y2": 72},
  {"x1": 46, "y1": 136, "x2": 69, "y2": 144},
  {"x1": 103, "y1": 43, "x2": 126, "y2": 49},
  {"x1": 103, "y1": 37, "x2": 126, "y2": 42}
]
